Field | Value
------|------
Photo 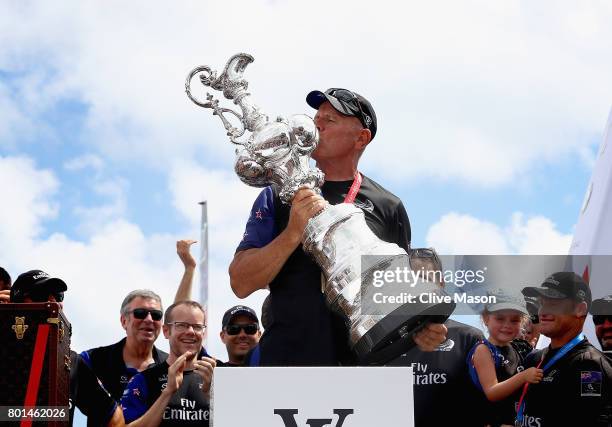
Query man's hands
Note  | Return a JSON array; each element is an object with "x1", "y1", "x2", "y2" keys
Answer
[
  {"x1": 413, "y1": 323, "x2": 448, "y2": 352},
  {"x1": 177, "y1": 240, "x2": 197, "y2": 270},
  {"x1": 193, "y1": 357, "x2": 216, "y2": 395},
  {"x1": 521, "y1": 367, "x2": 544, "y2": 384},
  {"x1": 164, "y1": 353, "x2": 216, "y2": 398},
  {"x1": 174, "y1": 240, "x2": 197, "y2": 303},
  {"x1": 165, "y1": 352, "x2": 191, "y2": 395},
  {"x1": 0, "y1": 289, "x2": 10, "y2": 303},
  {"x1": 285, "y1": 189, "x2": 327, "y2": 244}
]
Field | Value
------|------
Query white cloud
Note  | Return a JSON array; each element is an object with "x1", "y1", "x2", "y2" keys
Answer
[
  {"x1": 426, "y1": 211, "x2": 572, "y2": 254},
  {"x1": 0, "y1": 1, "x2": 610, "y2": 184},
  {"x1": 73, "y1": 176, "x2": 129, "y2": 235},
  {"x1": 0, "y1": 156, "x2": 59, "y2": 247},
  {"x1": 0, "y1": 84, "x2": 33, "y2": 148}
]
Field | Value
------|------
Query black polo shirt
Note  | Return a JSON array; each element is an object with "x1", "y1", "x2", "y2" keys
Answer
[
  {"x1": 519, "y1": 338, "x2": 612, "y2": 426},
  {"x1": 236, "y1": 176, "x2": 411, "y2": 366},
  {"x1": 387, "y1": 319, "x2": 487, "y2": 427},
  {"x1": 80, "y1": 338, "x2": 167, "y2": 402},
  {"x1": 69, "y1": 351, "x2": 116, "y2": 427},
  {"x1": 121, "y1": 349, "x2": 212, "y2": 426}
]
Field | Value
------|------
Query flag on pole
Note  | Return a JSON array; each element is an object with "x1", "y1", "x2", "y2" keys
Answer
[{"x1": 569, "y1": 107, "x2": 612, "y2": 350}]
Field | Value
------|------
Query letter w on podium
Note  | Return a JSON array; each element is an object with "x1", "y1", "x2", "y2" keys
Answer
[{"x1": 210, "y1": 367, "x2": 414, "y2": 427}]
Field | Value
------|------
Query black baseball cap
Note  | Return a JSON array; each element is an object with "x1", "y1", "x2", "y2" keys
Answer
[
  {"x1": 522, "y1": 272, "x2": 592, "y2": 308},
  {"x1": 591, "y1": 295, "x2": 612, "y2": 315},
  {"x1": 10, "y1": 270, "x2": 67, "y2": 303},
  {"x1": 221, "y1": 305, "x2": 259, "y2": 328},
  {"x1": 306, "y1": 88, "x2": 377, "y2": 140}
]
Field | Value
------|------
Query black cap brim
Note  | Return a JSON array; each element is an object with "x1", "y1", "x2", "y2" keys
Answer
[
  {"x1": 306, "y1": 90, "x2": 355, "y2": 117},
  {"x1": 37, "y1": 277, "x2": 68, "y2": 292},
  {"x1": 591, "y1": 298, "x2": 612, "y2": 315},
  {"x1": 522, "y1": 286, "x2": 568, "y2": 300},
  {"x1": 223, "y1": 309, "x2": 259, "y2": 328}
]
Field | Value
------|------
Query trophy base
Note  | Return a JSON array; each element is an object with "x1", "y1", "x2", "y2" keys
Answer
[{"x1": 353, "y1": 297, "x2": 455, "y2": 365}]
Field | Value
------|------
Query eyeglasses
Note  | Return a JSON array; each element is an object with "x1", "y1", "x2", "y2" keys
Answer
[
  {"x1": 25, "y1": 290, "x2": 64, "y2": 303},
  {"x1": 167, "y1": 321, "x2": 206, "y2": 333},
  {"x1": 225, "y1": 323, "x2": 259, "y2": 335},
  {"x1": 129, "y1": 308, "x2": 163, "y2": 321},
  {"x1": 593, "y1": 315, "x2": 612, "y2": 325},
  {"x1": 325, "y1": 88, "x2": 372, "y2": 130}
]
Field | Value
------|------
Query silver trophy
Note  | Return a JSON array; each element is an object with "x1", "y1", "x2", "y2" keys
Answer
[{"x1": 186, "y1": 53, "x2": 454, "y2": 364}]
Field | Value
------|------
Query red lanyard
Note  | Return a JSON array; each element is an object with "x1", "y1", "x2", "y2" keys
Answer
[
  {"x1": 343, "y1": 171, "x2": 362, "y2": 204},
  {"x1": 516, "y1": 356, "x2": 544, "y2": 417}
]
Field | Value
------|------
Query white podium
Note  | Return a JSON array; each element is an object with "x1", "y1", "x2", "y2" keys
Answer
[{"x1": 211, "y1": 367, "x2": 414, "y2": 427}]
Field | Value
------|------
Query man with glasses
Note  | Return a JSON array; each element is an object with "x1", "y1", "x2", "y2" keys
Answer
[
  {"x1": 229, "y1": 88, "x2": 447, "y2": 366},
  {"x1": 592, "y1": 295, "x2": 612, "y2": 357},
  {"x1": 518, "y1": 272, "x2": 612, "y2": 426},
  {"x1": 121, "y1": 300, "x2": 216, "y2": 426},
  {"x1": 81, "y1": 290, "x2": 168, "y2": 405},
  {"x1": 218, "y1": 305, "x2": 261, "y2": 367}
]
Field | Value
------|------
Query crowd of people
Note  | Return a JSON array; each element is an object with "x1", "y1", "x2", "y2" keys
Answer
[
  {"x1": 2, "y1": 87, "x2": 612, "y2": 426},
  {"x1": 1, "y1": 241, "x2": 263, "y2": 427}
]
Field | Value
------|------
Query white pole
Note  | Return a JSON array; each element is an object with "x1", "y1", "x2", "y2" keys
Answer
[{"x1": 199, "y1": 201, "x2": 209, "y2": 315}]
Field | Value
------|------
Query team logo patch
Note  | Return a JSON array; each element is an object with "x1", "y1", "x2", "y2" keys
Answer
[
  {"x1": 435, "y1": 339, "x2": 455, "y2": 351},
  {"x1": 580, "y1": 371, "x2": 602, "y2": 396},
  {"x1": 353, "y1": 199, "x2": 375, "y2": 213}
]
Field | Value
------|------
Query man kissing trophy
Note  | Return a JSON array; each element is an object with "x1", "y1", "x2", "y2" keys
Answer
[{"x1": 185, "y1": 53, "x2": 454, "y2": 364}]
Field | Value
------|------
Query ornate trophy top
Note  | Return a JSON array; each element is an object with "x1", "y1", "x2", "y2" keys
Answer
[{"x1": 186, "y1": 53, "x2": 324, "y2": 202}]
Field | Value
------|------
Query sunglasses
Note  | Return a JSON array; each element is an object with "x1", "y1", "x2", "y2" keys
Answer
[
  {"x1": 225, "y1": 323, "x2": 259, "y2": 336},
  {"x1": 593, "y1": 315, "x2": 612, "y2": 325},
  {"x1": 325, "y1": 88, "x2": 372, "y2": 130},
  {"x1": 129, "y1": 308, "x2": 163, "y2": 321},
  {"x1": 25, "y1": 290, "x2": 64, "y2": 303}
]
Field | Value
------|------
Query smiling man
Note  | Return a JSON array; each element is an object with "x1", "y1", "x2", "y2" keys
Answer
[
  {"x1": 217, "y1": 305, "x2": 261, "y2": 367},
  {"x1": 121, "y1": 300, "x2": 216, "y2": 427},
  {"x1": 518, "y1": 272, "x2": 612, "y2": 426},
  {"x1": 81, "y1": 290, "x2": 168, "y2": 404}
]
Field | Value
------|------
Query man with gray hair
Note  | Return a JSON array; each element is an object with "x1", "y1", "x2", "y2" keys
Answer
[{"x1": 80, "y1": 289, "x2": 168, "y2": 405}]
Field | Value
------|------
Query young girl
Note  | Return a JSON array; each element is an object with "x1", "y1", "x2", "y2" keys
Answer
[{"x1": 468, "y1": 289, "x2": 544, "y2": 427}]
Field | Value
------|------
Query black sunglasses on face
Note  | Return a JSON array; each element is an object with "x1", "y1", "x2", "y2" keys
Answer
[
  {"x1": 325, "y1": 88, "x2": 371, "y2": 130},
  {"x1": 129, "y1": 308, "x2": 163, "y2": 321},
  {"x1": 25, "y1": 290, "x2": 64, "y2": 303},
  {"x1": 226, "y1": 323, "x2": 259, "y2": 336},
  {"x1": 593, "y1": 315, "x2": 612, "y2": 325}
]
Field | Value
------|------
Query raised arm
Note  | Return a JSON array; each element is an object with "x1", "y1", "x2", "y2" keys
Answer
[
  {"x1": 174, "y1": 239, "x2": 197, "y2": 303},
  {"x1": 472, "y1": 344, "x2": 543, "y2": 402}
]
